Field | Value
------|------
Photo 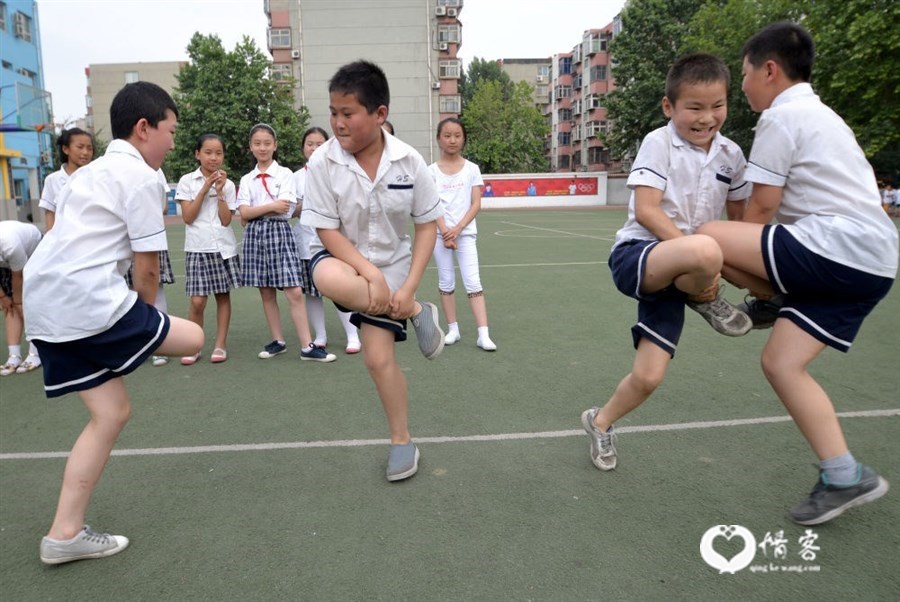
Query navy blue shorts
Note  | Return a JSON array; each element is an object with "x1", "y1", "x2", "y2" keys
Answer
[
  {"x1": 309, "y1": 250, "x2": 408, "y2": 342},
  {"x1": 31, "y1": 300, "x2": 170, "y2": 398},
  {"x1": 761, "y1": 224, "x2": 894, "y2": 352},
  {"x1": 609, "y1": 240, "x2": 686, "y2": 357}
]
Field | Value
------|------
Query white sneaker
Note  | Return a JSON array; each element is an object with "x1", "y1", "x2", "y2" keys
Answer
[
  {"x1": 0, "y1": 355, "x2": 22, "y2": 376},
  {"x1": 476, "y1": 336, "x2": 497, "y2": 351},
  {"x1": 445, "y1": 331, "x2": 461, "y2": 345},
  {"x1": 151, "y1": 355, "x2": 169, "y2": 367},
  {"x1": 15, "y1": 353, "x2": 41, "y2": 373}
]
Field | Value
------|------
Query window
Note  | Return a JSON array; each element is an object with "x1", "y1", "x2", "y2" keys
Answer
[
  {"x1": 438, "y1": 0, "x2": 462, "y2": 6},
  {"x1": 572, "y1": 74, "x2": 582, "y2": 89},
  {"x1": 589, "y1": 146, "x2": 610, "y2": 165},
  {"x1": 587, "y1": 94, "x2": 603, "y2": 110},
  {"x1": 1, "y1": 60, "x2": 11, "y2": 71},
  {"x1": 573, "y1": 150, "x2": 581, "y2": 166},
  {"x1": 589, "y1": 34, "x2": 609, "y2": 54},
  {"x1": 573, "y1": 99, "x2": 582, "y2": 115},
  {"x1": 272, "y1": 63, "x2": 293, "y2": 81},
  {"x1": 558, "y1": 56, "x2": 572, "y2": 75},
  {"x1": 590, "y1": 65, "x2": 608, "y2": 82},
  {"x1": 537, "y1": 65, "x2": 550, "y2": 78},
  {"x1": 535, "y1": 84, "x2": 549, "y2": 97},
  {"x1": 559, "y1": 155, "x2": 570, "y2": 169},
  {"x1": 268, "y1": 28, "x2": 291, "y2": 48},
  {"x1": 558, "y1": 108, "x2": 572, "y2": 121},
  {"x1": 439, "y1": 95, "x2": 461, "y2": 113},
  {"x1": 437, "y1": 24, "x2": 460, "y2": 43},
  {"x1": 124, "y1": 71, "x2": 139, "y2": 84},
  {"x1": 439, "y1": 59, "x2": 461, "y2": 79},
  {"x1": 0, "y1": 3, "x2": 7, "y2": 32},
  {"x1": 558, "y1": 132, "x2": 571, "y2": 145},
  {"x1": 13, "y1": 11, "x2": 31, "y2": 42},
  {"x1": 85, "y1": 94, "x2": 92, "y2": 108},
  {"x1": 554, "y1": 85, "x2": 571, "y2": 98}
]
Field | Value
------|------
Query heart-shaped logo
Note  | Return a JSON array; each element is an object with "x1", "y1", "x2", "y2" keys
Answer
[{"x1": 700, "y1": 525, "x2": 757, "y2": 574}]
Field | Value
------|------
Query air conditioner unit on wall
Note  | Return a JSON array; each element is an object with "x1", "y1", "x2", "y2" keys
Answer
[
  {"x1": 291, "y1": 50, "x2": 301, "y2": 59},
  {"x1": 435, "y1": 6, "x2": 446, "y2": 16},
  {"x1": 536, "y1": 75, "x2": 545, "y2": 83},
  {"x1": 439, "y1": 42, "x2": 448, "y2": 51},
  {"x1": 447, "y1": 8, "x2": 458, "y2": 17},
  {"x1": 431, "y1": 81, "x2": 441, "y2": 90}
]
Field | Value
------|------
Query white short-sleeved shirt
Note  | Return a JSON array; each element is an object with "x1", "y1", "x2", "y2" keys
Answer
[
  {"x1": 746, "y1": 83, "x2": 898, "y2": 278},
  {"x1": 176, "y1": 168, "x2": 238, "y2": 258},
  {"x1": 614, "y1": 122, "x2": 749, "y2": 247},
  {"x1": 0, "y1": 221, "x2": 42, "y2": 270},
  {"x1": 237, "y1": 160, "x2": 295, "y2": 220},
  {"x1": 301, "y1": 134, "x2": 442, "y2": 291},
  {"x1": 24, "y1": 139, "x2": 169, "y2": 342},
  {"x1": 38, "y1": 168, "x2": 72, "y2": 213},
  {"x1": 292, "y1": 167, "x2": 317, "y2": 260},
  {"x1": 429, "y1": 159, "x2": 484, "y2": 236}
]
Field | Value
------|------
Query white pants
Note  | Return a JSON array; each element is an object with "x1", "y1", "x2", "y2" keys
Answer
[{"x1": 433, "y1": 233, "x2": 483, "y2": 294}]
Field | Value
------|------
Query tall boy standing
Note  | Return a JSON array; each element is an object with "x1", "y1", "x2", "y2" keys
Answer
[
  {"x1": 302, "y1": 61, "x2": 444, "y2": 482},
  {"x1": 24, "y1": 82, "x2": 204, "y2": 563},
  {"x1": 581, "y1": 54, "x2": 751, "y2": 471},
  {"x1": 698, "y1": 23, "x2": 896, "y2": 524}
]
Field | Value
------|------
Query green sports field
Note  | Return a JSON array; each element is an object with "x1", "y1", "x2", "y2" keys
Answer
[{"x1": 1, "y1": 209, "x2": 898, "y2": 601}]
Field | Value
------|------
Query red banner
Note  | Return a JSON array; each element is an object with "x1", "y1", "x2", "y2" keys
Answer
[{"x1": 481, "y1": 177, "x2": 598, "y2": 198}]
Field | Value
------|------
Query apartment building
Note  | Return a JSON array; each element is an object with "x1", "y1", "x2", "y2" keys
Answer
[
  {"x1": 263, "y1": 0, "x2": 463, "y2": 163},
  {"x1": 548, "y1": 23, "x2": 619, "y2": 173},
  {"x1": 0, "y1": 0, "x2": 51, "y2": 221},
  {"x1": 84, "y1": 61, "x2": 185, "y2": 144},
  {"x1": 498, "y1": 58, "x2": 552, "y2": 109}
]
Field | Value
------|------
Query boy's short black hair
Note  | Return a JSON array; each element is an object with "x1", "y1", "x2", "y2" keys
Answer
[
  {"x1": 328, "y1": 60, "x2": 390, "y2": 113},
  {"x1": 742, "y1": 21, "x2": 814, "y2": 82},
  {"x1": 110, "y1": 81, "x2": 178, "y2": 140},
  {"x1": 665, "y1": 53, "x2": 731, "y2": 104}
]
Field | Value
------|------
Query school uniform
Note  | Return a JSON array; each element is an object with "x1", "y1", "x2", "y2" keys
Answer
[
  {"x1": 746, "y1": 83, "x2": 898, "y2": 351},
  {"x1": 429, "y1": 159, "x2": 485, "y2": 294},
  {"x1": 23, "y1": 139, "x2": 171, "y2": 397},
  {"x1": 38, "y1": 168, "x2": 71, "y2": 215},
  {"x1": 237, "y1": 161, "x2": 301, "y2": 288},
  {"x1": 302, "y1": 133, "x2": 442, "y2": 339},
  {"x1": 175, "y1": 168, "x2": 241, "y2": 296},
  {"x1": 0, "y1": 221, "x2": 42, "y2": 295},
  {"x1": 124, "y1": 170, "x2": 174, "y2": 288},
  {"x1": 292, "y1": 166, "x2": 319, "y2": 295},
  {"x1": 610, "y1": 121, "x2": 749, "y2": 355}
]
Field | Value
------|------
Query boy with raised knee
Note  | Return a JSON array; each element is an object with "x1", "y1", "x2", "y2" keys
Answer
[{"x1": 581, "y1": 54, "x2": 751, "y2": 471}]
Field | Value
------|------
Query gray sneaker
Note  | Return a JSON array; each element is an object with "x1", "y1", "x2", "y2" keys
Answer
[
  {"x1": 737, "y1": 295, "x2": 785, "y2": 329},
  {"x1": 40, "y1": 525, "x2": 129, "y2": 565},
  {"x1": 387, "y1": 441, "x2": 420, "y2": 482},
  {"x1": 687, "y1": 292, "x2": 752, "y2": 337},
  {"x1": 411, "y1": 301, "x2": 445, "y2": 360},
  {"x1": 790, "y1": 465, "x2": 889, "y2": 525},
  {"x1": 580, "y1": 407, "x2": 617, "y2": 471}
]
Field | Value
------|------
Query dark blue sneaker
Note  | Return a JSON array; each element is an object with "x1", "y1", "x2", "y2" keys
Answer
[
  {"x1": 300, "y1": 343, "x2": 336, "y2": 363},
  {"x1": 258, "y1": 340, "x2": 287, "y2": 359},
  {"x1": 790, "y1": 465, "x2": 889, "y2": 525},
  {"x1": 737, "y1": 294, "x2": 785, "y2": 329}
]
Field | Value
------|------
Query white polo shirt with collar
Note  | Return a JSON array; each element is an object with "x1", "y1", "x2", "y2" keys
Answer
[
  {"x1": 24, "y1": 139, "x2": 168, "y2": 342},
  {"x1": 0, "y1": 221, "x2": 42, "y2": 270},
  {"x1": 38, "y1": 168, "x2": 72, "y2": 213},
  {"x1": 175, "y1": 168, "x2": 238, "y2": 258},
  {"x1": 614, "y1": 121, "x2": 749, "y2": 248},
  {"x1": 301, "y1": 133, "x2": 442, "y2": 291},
  {"x1": 237, "y1": 161, "x2": 296, "y2": 219},
  {"x1": 746, "y1": 83, "x2": 898, "y2": 278}
]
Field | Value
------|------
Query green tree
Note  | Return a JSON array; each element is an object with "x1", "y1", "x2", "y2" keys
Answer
[
  {"x1": 604, "y1": 0, "x2": 706, "y2": 159},
  {"x1": 462, "y1": 79, "x2": 549, "y2": 174},
  {"x1": 459, "y1": 57, "x2": 513, "y2": 109},
  {"x1": 168, "y1": 34, "x2": 308, "y2": 182}
]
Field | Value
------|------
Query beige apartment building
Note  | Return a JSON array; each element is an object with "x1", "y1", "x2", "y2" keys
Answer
[
  {"x1": 263, "y1": 0, "x2": 463, "y2": 163},
  {"x1": 84, "y1": 62, "x2": 185, "y2": 144},
  {"x1": 498, "y1": 58, "x2": 552, "y2": 109}
]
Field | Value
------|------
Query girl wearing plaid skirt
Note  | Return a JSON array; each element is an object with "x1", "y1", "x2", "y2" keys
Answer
[
  {"x1": 237, "y1": 124, "x2": 335, "y2": 362},
  {"x1": 175, "y1": 134, "x2": 241, "y2": 365}
]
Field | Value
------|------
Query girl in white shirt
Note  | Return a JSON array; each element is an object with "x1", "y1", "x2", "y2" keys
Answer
[
  {"x1": 175, "y1": 134, "x2": 241, "y2": 365},
  {"x1": 430, "y1": 118, "x2": 496, "y2": 351},
  {"x1": 39, "y1": 128, "x2": 93, "y2": 230}
]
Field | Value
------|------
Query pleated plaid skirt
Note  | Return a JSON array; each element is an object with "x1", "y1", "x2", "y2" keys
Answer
[
  {"x1": 125, "y1": 250, "x2": 175, "y2": 288},
  {"x1": 185, "y1": 252, "x2": 241, "y2": 296},
  {"x1": 241, "y1": 218, "x2": 302, "y2": 289}
]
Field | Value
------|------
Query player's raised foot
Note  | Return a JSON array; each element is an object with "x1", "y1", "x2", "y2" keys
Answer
[
  {"x1": 40, "y1": 525, "x2": 129, "y2": 565},
  {"x1": 386, "y1": 441, "x2": 419, "y2": 482},
  {"x1": 411, "y1": 301, "x2": 445, "y2": 360},
  {"x1": 790, "y1": 465, "x2": 889, "y2": 526},
  {"x1": 300, "y1": 343, "x2": 337, "y2": 363},
  {"x1": 580, "y1": 407, "x2": 617, "y2": 471},
  {"x1": 687, "y1": 291, "x2": 752, "y2": 337},
  {"x1": 737, "y1": 294, "x2": 785, "y2": 329},
  {"x1": 258, "y1": 340, "x2": 287, "y2": 359}
]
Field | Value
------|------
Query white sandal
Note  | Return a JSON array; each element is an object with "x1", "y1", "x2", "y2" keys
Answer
[
  {"x1": 15, "y1": 354, "x2": 42, "y2": 373},
  {"x1": 0, "y1": 354, "x2": 22, "y2": 376}
]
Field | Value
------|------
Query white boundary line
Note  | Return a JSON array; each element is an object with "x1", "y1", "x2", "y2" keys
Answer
[
  {"x1": 2, "y1": 409, "x2": 896, "y2": 461},
  {"x1": 499, "y1": 221, "x2": 615, "y2": 241}
]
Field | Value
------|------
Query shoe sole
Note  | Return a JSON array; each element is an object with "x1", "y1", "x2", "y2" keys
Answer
[
  {"x1": 387, "y1": 447, "x2": 420, "y2": 482},
  {"x1": 580, "y1": 410, "x2": 617, "y2": 471},
  {"x1": 300, "y1": 354, "x2": 337, "y2": 363},
  {"x1": 258, "y1": 350, "x2": 287, "y2": 359},
  {"x1": 40, "y1": 538, "x2": 129, "y2": 565},
  {"x1": 792, "y1": 477, "x2": 890, "y2": 526},
  {"x1": 417, "y1": 302, "x2": 445, "y2": 360}
]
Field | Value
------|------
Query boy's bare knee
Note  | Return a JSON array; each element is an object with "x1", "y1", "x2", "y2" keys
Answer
[
  {"x1": 630, "y1": 367, "x2": 665, "y2": 396},
  {"x1": 690, "y1": 234, "x2": 724, "y2": 267}
]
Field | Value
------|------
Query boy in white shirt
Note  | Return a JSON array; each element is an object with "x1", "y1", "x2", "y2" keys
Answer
[
  {"x1": 580, "y1": 54, "x2": 751, "y2": 472},
  {"x1": 302, "y1": 60, "x2": 445, "y2": 482},
  {"x1": 698, "y1": 23, "x2": 897, "y2": 525},
  {"x1": 23, "y1": 82, "x2": 203, "y2": 564}
]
